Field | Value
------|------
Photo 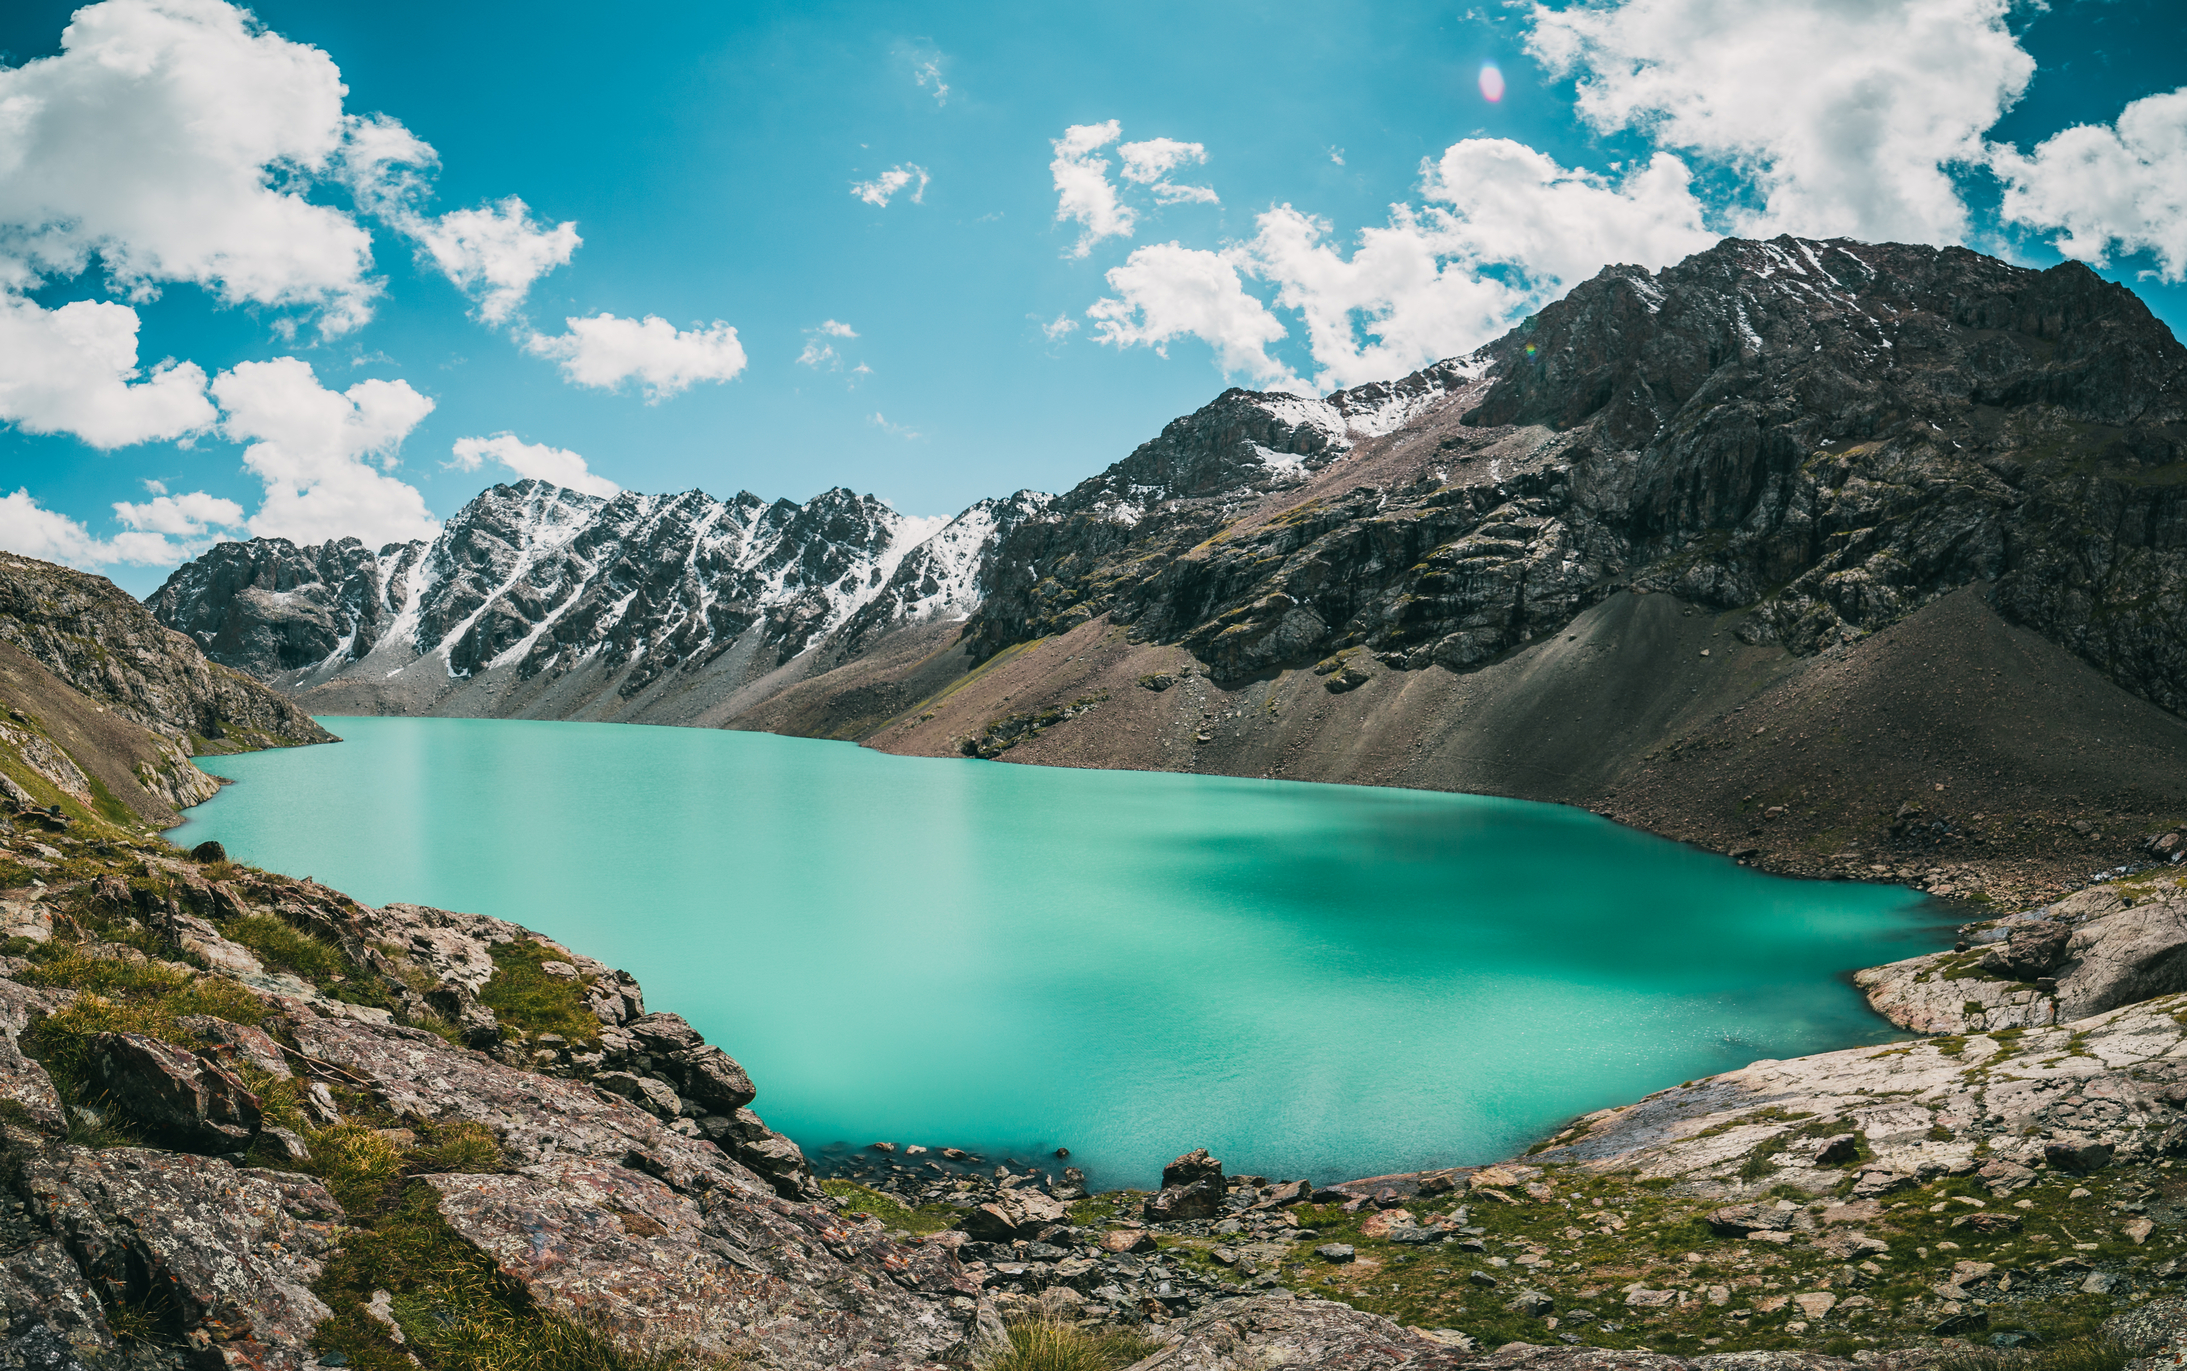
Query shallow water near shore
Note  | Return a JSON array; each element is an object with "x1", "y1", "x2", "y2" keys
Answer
[{"x1": 175, "y1": 716, "x2": 1951, "y2": 1189}]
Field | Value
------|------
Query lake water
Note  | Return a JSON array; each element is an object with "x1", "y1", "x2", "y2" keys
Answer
[{"x1": 174, "y1": 716, "x2": 1951, "y2": 1189}]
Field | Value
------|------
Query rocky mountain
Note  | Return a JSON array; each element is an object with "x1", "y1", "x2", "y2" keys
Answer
[
  {"x1": 0, "y1": 554, "x2": 330, "y2": 829},
  {"x1": 148, "y1": 481, "x2": 1051, "y2": 725},
  {"x1": 150, "y1": 235, "x2": 2187, "y2": 894}
]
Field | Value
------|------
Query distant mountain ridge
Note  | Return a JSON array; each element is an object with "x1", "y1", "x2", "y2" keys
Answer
[{"x1": 148, "y1": 234, "x2": 2187, "y2": 893}]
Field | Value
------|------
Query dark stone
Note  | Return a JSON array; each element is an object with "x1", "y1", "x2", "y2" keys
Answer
[
  {"x1": 2045, "y1": 1140, "x2": 2116, "y2": 1172},
  {"x1": 1143, "y1": 1178, "x2": 1223, "y2": 1223},
  {"x1": 1980, "y1": 923, "x2": 2072, "y2": 980},
  {"x1": 1162, "y1": 1148, "x2": 1223, "y2": 1189},
  {"x1": 89, "y1": 1031, "x2": 259, "y2": 1150},
  {"x1": 188, "y1": 840, "x2": 226, "y2": 864},
  {"x1": 1313, "y1": 1244, "x2": 1354, "y2": 1263},
  {"x1": 1812, "y1": 1133, "x2": 1860, "y2": 1166}
]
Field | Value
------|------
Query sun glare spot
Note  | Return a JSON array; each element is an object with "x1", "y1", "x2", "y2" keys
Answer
[{"x1": 1479, "y1": 61, "x2": 1505, "y2": 103}]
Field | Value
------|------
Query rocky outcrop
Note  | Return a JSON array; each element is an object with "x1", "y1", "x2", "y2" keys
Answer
[
  {"x1": 0, "y1": 819, "x2": 991, "y2": 1369},
  {"x1": 0, "y1": 553, "x2": 330, "y2": 751},
  {"x1": 1859, "y1": 880, "x2": 2187, "y2": 1034}
]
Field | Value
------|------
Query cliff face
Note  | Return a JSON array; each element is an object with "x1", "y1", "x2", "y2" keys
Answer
[
  {"x1": 961, "y1": 238, "x2": 2187, "y2": 699},
  {"x1": 0, "y1": 554, "x2": 332, "y2": 755}
]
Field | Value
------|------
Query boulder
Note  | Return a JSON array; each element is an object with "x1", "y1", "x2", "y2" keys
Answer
[
  {"x1": 174, "y1": 1014, "x2": 290, "y2": 1079},
  {"x1": 1979, "y1": 922, "x2": 2071, "y2": 980},
  {"x1": 626, "y1": 1010, "x2": 706, "y2": 1054},
  {"x1": 1162, "y1": 1147, "x2": 1224, "y2": 1189},
  {"x1": 89, "y1": 1032, "x2": 260, "y2": 1150},
  {"x1": 2056, "y1": 896, "x2": 2187, "y2": 1019},
  {"x1": 1976, "y1": 1159, "x2": 2038, "y2": 1195},
  {"x1": 1705, "y1": 1204, "x2": 1789, "y2": 1237},
  {"x1": 1506, "y1": 1288, "x2": 1555, "y2": 1317},
  {"x1": 959, "y1": 1188, "x2": 1069, "y2": 1242},
  {"x1": 669, "y1": 1043, "x2": 757, "y2": 1114},
  {"x1": 1252, "y1": 1179, "x2": 1311, "y2": 1208},
  {"x1": 1811, "y1": 1134, "x2": 1859, "y2": 1166},
  {"x1": 188, "y1": 840, "x2": 227, "y2": 863},
  {"x1": 1143, "y1": 1178, "x2": 1224, "y2": 1223},
  {"x1": 2045, "y1": 1140, "x2": 2116, "y2": 1173},
  {"x1": 594, "y1": 1070, "x2": 682, "y2": 1119},
  {"x1": 24, "y1": 1146, "x2": 339, "y2": 1366},
  {"x1": 1313, "y1": 1244, "x2": 1355, "y2": 1263},
  {"x1": 1100, "y1": 1228, "x2": 1156, "y2": 1254}
]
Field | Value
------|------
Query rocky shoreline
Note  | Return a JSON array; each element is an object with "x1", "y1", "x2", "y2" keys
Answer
[{"x1": 16, "y1": 784, "x2": 2187, "y2": 1368}]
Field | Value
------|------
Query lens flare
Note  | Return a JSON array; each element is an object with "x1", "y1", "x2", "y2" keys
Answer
[{"x1": 1479, "y1": 61, "x2": 1506, "y2": 103}]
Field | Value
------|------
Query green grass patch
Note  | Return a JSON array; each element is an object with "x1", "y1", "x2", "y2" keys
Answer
[
  {"x1": 819, "y1": 1179, "x2": 962, "y2": 1235},
  {"x1": 225, "y1": 914, "x2": 344, "y2": 983},
  {"x1": 978, "y1": 1320, "x2": 1160, "y2": 1371},
  {"x1": 0, "y1": 859, "x2": 36, "y2": 888},
  {"x1": 477, "y1": 939, "x2": 599, "y2": 1045}
]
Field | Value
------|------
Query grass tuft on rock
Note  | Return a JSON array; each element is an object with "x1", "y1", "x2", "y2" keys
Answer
[
  {"x1": 477, "y1": 938, "x2": 599, "y2": 1045},
  {"x1": 225, "y1": 913, "x2": 344, "y2": 982},
  {"x1": 978, "y1": 1319, "x2": 1161, "y2": 1371},
  {"x1": 819, "y1": 1178, "x2": 961, "y2": 1234}
]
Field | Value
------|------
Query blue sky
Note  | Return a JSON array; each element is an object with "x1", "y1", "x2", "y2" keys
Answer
[{"x1": 2, "y1": 0, "x2": 2184, "y2": 597}]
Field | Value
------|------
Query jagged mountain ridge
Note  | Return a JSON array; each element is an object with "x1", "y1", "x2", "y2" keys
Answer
[{"x1": 148, "y1": 481, "x2": 1055, "y2": 721}]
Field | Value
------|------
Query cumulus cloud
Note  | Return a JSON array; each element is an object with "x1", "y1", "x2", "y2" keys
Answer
[
  {"x1": 1992, "y1": 87, "x2": 2187, "y2": 283},
  {"x1": 112, "y1": 490, "x2": 245, "y2": 537},
  {"x1": 0, "y1": 0, "x2": 384, "y2": 334},
  {"x1": 406, "y1": 198, "x2": 582, "y2": 324},
  {"x1": 1120, "y1": 138, "x2": 1219, "y2": 205},
  {"x1": 1052, "y1": 121, "x2": 1136, "y2": 257},
  {"x1": 1052, "y1": 123, "x2": 1223, "y2": 257},
  {"x1": 852, "y1": 165, "x2": 931, "y2": 207},
  {"x1": 0, "y1": 488, "x2": 238, "y2": 569},
  {"x1": 1525, "y1": 0, "x2": 2033, "y2": 245},
  {"x1": 449, "y1": 433, "x2": 619, "y2": 498},
  {"x1": 1088, "y1": 243, "x2": 1298, "y2": 389},
  {"x1": 1040, "y1": 313, "x2": 1079, "y2": 341},
  {"x1": 212, "y1": 357, "x2": 440, "y2": 547},
  {"x1": 1089, "y1": 139, "x2": 1713, "y2": 391},
  {"x1": 524, "y1": 314, "x2": 748, "y2": 401},
  {"x1": 0, "y1": 295, "x2": 216, "y2": 448}
]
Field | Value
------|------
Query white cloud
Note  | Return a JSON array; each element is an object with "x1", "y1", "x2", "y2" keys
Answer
[
  {"x1": 407, "y1": 198, "x2": 582, "y2": 324},
  {"x1": 852, "y1": 165, "x2": 930, "y2": 207},
  {"x1": 1089, "y1": 139, "x2": 1713, "y2": 391},
  {"x1": 1052, "y1": 121, "x2": 1135, "y2": 258},
  {"x1": 1525, "y1": 0, "x2": 2033, "y2": 246},
  {"x1": 1992, "y1": 87, "x2": 2187, "y2": 283},
  {"x1": 0, "y1": 0, "x2": 386, "y2": 335},
  {"x1": 524, "y1": 314, "x2": 748, "y2": 401},
  {"x1": 1087, "y1": 242, "x2": 1299, "y2": 390},
  {"x1": 0, "y1": 488, "x2": 228, "y2": 568},
  {"x1": 212, "y1": 357, "x2": 440, "y2": 547},
  {"x1": 112, "y1": 489, "x2": 245, "y2": 536},
  {"x1": 1040, "y1": 313, "x2": 1079, "y2": 341},
  {"x1": 1121, "y1": 139, "x2": 1220, "y2": 206},
  {"x1": 914, "y1": 59, "x2": 950, "y2": 106},
  {"x1": 1119, "y1": 138, "x2": 1204, "y2": 185},
  {"x1": 869, "y1": 412, "x2": 921, "y2": 440},
  {"x1": 0, "y1": 295, "x2": 216, "y2": 448},
  {"x1": 797, "y1": 320, "x2": 861, "y2": 370},
  {"x1": 449, "y1": 433, "x2": 619, "y2": 498}
]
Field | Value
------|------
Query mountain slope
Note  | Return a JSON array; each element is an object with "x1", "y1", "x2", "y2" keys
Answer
[{"x1": 0, "y1": 554, "x2": 330, "y2": 828}]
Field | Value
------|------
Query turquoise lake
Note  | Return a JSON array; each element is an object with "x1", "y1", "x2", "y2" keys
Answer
[{"x1": 173, "y1": 715, "x2": 1952, "y2": 1189}]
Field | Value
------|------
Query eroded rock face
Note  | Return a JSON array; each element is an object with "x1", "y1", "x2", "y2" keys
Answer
[
  {"x1": 2058, "y1": 897, "x2": 2187, "y2": 1019},
  {"x1": 0, "y1": 554, "x2": 331, "y2": 749},
  {"x1": 964, "y1": 238, "x2": 2187, "y2": 710},
  {"x1": 88, "y1": 1032, "x2": 260, "y2": 1151},
  {"x1": 1114, "y1": 1292, "x2": 1475, "y2": 1369},
  {"x1": 18, "y1": 1146, "x2": 340, "y2": 1369}
]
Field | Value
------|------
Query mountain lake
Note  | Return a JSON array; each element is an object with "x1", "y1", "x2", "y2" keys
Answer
[{"x1": 172, "y1": 715, "x2": 1955, "y2": 1189}]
